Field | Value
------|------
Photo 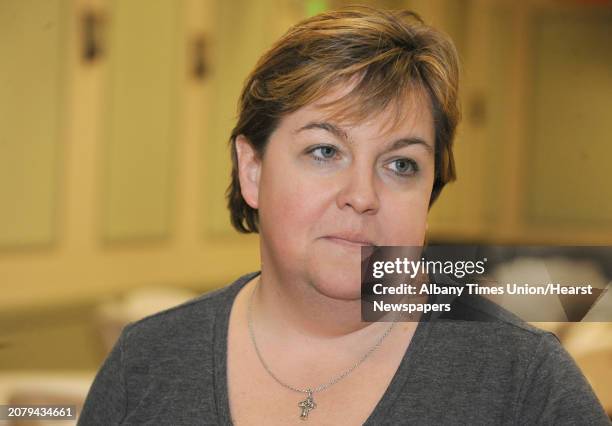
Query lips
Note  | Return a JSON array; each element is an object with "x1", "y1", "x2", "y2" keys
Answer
[{"x1": 323, "y1": 234, "x2": 375, "y2": 247}]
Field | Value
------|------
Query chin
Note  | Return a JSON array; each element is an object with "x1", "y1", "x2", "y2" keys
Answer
[{"x1": 307, "y1": 258, "x2": 363, "y2": 301}]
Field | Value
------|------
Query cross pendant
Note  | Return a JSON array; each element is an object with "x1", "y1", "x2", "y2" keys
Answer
[{"x1": 298, "y1": 389, "x2": 317, "y2": 420}]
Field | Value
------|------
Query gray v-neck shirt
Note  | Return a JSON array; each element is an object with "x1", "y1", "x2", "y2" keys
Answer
[{"x1": 78, "y1": 272, "x2": 609, "y2": 425}]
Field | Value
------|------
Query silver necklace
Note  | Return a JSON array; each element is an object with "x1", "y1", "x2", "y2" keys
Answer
[{"x1": 247, "y1": 280, "x2": 398, "y2": 421}]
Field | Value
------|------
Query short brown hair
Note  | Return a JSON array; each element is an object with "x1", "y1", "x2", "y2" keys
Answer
[{"x1": 227, "y1": 6, "x2": 460, "y2": 233}]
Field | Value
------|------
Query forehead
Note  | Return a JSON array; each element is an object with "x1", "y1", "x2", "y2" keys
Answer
[{"x1": 282, "y1": 80, "x2": 434, "y2": 141}]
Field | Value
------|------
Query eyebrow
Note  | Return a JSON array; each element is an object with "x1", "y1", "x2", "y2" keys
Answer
[
  {"x1": 295, "y1": 121, "x2": 434, "y2": 155},
  {"x1": 296, "y1": 121, "x2": 349, "y2": 141},
  {"x1": 387, "y1": 137, "x2": 434, "y2": 155}
]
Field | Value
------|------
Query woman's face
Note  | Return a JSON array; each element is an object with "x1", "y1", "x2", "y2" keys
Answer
[{"x1": 237, "y1": 86, "x2": 435, "y2": 301}]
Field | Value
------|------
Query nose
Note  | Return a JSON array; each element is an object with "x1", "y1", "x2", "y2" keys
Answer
[{"x1": 336, "y1": 165, "x2": 380, "y2": 215}]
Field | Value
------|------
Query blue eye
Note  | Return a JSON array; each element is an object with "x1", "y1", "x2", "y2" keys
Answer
[
  {"x1": 388, "y1": 158, "x2": 419, "y2": 177},
  {"x1": 309, "y1": 145, "x2": 338, "y2": 161}
]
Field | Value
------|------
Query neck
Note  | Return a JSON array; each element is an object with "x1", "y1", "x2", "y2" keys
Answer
[{"x1": 250, "y1": 267, "x2": 411, "y2": 342}]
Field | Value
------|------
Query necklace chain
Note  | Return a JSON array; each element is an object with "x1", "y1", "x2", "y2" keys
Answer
[{"x1": 246, "y1": 279, "x2": 398, "y2": 395}]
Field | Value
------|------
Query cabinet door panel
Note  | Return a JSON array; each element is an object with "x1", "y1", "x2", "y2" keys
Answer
[
  {"x1": 524, "y1": 10, "x2": 612, "y2": 228},
  {"x1": 0, "y1": 0, "x2": 66, "y2": 247},
  {"x1": 102, "y1": 0, "x2": 180, "y2": 241}
]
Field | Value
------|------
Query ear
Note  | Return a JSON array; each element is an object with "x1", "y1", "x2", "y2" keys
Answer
[{"x1": 235, "y1": 135, "x2": 261, "y2": 209}]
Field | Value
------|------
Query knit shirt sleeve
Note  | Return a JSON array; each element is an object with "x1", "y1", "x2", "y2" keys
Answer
[
  {"x1": 516, "y1": 332, "x2": 609, "y2": 425},
  {"x1": 78, "y1": 327, "x2": 130, "y2": 425}
]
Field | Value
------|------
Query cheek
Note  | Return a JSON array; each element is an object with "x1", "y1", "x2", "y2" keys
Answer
[
  {"x1": 379, "y1": 187, "x2": 431, "y2": 246},
  {"x1": 258, "y1": 165, "x2": 329, "y2": 244}
]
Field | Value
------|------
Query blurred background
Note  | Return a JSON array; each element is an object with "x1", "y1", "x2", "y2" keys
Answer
[{"x1": 1, "y1": 0, "x2": 611, "y2": 422}]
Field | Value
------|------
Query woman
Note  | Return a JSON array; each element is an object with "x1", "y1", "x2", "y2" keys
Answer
[{"x1": 79, "y1": 7, "x2": 608, "y2": 425}]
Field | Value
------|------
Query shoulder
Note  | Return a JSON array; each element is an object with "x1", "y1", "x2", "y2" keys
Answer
[
  {"x1": 428, "y1": 297, "x2": 553, "y2": 367},
  {"x1": 78, "y1": 272, "x2": 260, "y2": 424},
  {"x1": 120, "y1": 271, "x2": 258, "y2": 355},
  {"x1": 516, "y1": 327, "x2": 609, "y2": 423},
  {"x1": 423, "y1": 275, "x2": 608, "y2": 422},
  {"x1": 426, "y1": 273, "x2": 561, "y2": 375}
]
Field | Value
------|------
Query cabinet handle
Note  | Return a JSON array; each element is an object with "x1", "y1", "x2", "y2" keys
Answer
[
  {"x1": 468, "y1": 92, "x2": 487, "y2": 127},
  {"x1": 192, "y1": 35, "x2": 208, "y2": 80},
  {"x1": 82, "y1": 10, "x2": 105, "y2": 63}
]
